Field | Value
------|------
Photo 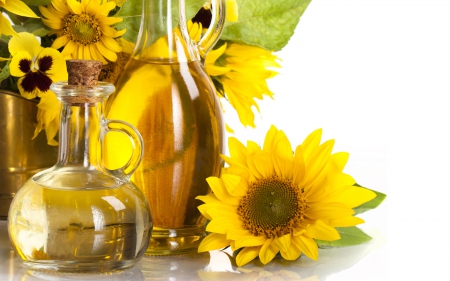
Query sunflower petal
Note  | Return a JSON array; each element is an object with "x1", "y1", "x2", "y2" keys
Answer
[
  {"x1": 66, "y1": 0, "x2": 82, "y2": 14},
  {"x1": 0, "y1": 13, "x2": 19, "y2": 37},
  {"x1": 234, "y1": 235, "x2": 266, "y2": 249},
  {"x1": 198, "y1": 233, "x2": 230, "y2": 252},
  {"x1": 306, "y1": 202, "x2": 354, "y2": 220},
  {"x1": 206, "y1": 217, "x2": 237, "y2": 234},
  {"x1": 301, "y1": 129, "x2": 322, "y2": 160},
  {"x1": 292, "y1": 235, "x2": 318, "y2": 260},
  {"x1": 236, "y1": 246, "x2": 261, "y2": 267},
  {"x1": 328, "y1": 216, "x2": 365, "y2": 227},
  {"x1": 272, "y1": 234, "x2": 291, "y2": 254},
  {"x1": 280, "y1": 241, "x2": 301, "y2": 260},
  {"x1": 52, "y1": 35, "x2": 70, "y2": 50},
  {"x1": 221, "y1": 174, "x2": 248, "y2": 196},
  {"x1": 2, "y1": 0, "x2": 38, "y2": 18},
  {"x1": 206, "y1": 177, "x2": 240, "y2": 205},
  {"x1": 259, "y1": 238, "x2": 278, "y2": 265},
  {"x1": 305, "y1": 219, "x2": 340, "y2": 241}
]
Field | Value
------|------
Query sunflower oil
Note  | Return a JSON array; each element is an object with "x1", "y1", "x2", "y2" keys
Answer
[
  {"x1": 105, "y1": 59, "x2": 224, "y2": 255},
  {"x1": 8, "y1": 176, "x2": 152, "y2": 272}
]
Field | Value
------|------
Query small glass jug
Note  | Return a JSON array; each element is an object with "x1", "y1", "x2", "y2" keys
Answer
[{"x1": 8, "y1": 60, "x2": 152, "y2": 272}]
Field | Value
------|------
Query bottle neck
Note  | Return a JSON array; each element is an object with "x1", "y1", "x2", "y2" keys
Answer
[
  {"x1": 56, "y1": 101, "x2": 103, "y2": 168},
  {"x1": 134, "y1": 0, "x2": 198, "y2": 62}
]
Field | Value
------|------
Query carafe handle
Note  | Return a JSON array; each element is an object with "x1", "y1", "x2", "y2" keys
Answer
[
  {"x1": 103, "y1": 120, "x2": 144, "y2": 179},
  {"x1": 197, "y1": 0, "x2": 226, "y2": 58}
]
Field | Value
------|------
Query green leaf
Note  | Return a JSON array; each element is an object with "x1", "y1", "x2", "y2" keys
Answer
[
  {"x1": 353, "y1": 184, "x2": 387, "y2": 215},
  {"x1": 0, "y1": 62, "x2": 11, "y2": 84},
  {"x1": 21, "y1": 0, "x2": 52, "y2": 6},
  {"x1": 23, "y1": 18, "x2": 51, "y2": 37},
  {"x1": 221, "y1": 0, "x2": 312, "y2": 51},
  {"x1": 116, "y1": 0, "x2": 205, "y2": 43},
  {"x1": 315, "y1": 227, "x2": 372, "y2": 248}
]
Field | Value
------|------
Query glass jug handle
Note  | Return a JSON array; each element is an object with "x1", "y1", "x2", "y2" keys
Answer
[
  {"x1": 103, "y1": 119, "x2": 144, "y2": 179},
  {"x1": 197, "y1": 0, "x2": 226, "y2": 58}
]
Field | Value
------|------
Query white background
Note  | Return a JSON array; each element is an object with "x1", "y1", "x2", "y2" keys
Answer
[{"x1": 223, "y1": 0, "x2": 450, "y2": 279}]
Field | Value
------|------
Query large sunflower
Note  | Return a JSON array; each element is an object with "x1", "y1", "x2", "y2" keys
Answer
[
  {"x1": 197, "y1": 126, "x2": 376, "y2": 266},
  {"x1": 39, "y1": 0, "x2": 124, "y2": 64}
]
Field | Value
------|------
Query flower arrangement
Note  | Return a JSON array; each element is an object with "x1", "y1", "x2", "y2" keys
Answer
[{"x1": 1, "y1": 0, "x2": 311, "y2": 144}]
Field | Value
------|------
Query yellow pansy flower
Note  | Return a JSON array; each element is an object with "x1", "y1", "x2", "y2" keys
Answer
[
  {"x1": 8, "y1": 32, "x2": 67, "y2": 145},
  {"x1": 0, "y1": 0, "x2": 38, "y2": 37},
  {"x1": 197, "y1": 126, "x2": 376, "y2": 266},
  {"x1": 39, "y1": 0, "x2": 125, "y2": 64}
]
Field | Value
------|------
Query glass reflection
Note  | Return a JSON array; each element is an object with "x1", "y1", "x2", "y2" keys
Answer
[{"x1": 12, "y1": 267, "x2": 145, "y2": 281}]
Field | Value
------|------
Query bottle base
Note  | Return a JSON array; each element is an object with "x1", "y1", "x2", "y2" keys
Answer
[
  {"x1": 23, "y1": 259, "x2": 138, "y2": 273},
  {"x1": 146, "y1": 227, "x2": 206, "y2": 256}
]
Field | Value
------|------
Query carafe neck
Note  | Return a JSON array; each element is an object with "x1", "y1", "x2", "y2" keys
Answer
[
  {"x1": 56, "y1": 101, "x2": 103, "y2": 168},
  {"x1": 133, "y1": 0, "x2": 198, "y2": 62}
]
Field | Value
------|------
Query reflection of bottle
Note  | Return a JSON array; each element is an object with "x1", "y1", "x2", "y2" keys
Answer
[
  {"x1": 105, "y1": 0, "x2": 226, "y2": 255},
  {"x1": 8, "y1": 60, "x2": 152, "y2": 272}
]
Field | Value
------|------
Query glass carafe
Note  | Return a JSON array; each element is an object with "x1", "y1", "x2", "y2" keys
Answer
[
  {"x1": 8, "y1": 61, "x2": 153, "y2": 272},
  {"x1": 105, "y1": 0, "x2": 225, "y2": 255}
]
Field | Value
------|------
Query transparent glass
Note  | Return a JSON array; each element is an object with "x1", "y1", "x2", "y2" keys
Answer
[
  {"x1": 105, "y1": 0, "x2": 226, "y2": 255},
  {"x1": 8, "y1": 82, "x2": 153, "y2": 272}
]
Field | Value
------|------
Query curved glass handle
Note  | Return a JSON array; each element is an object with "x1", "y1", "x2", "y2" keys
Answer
[
  {"x1": 104, "y1": 119, "x2": 144, "y2": 179},
  {"x1": 198, "y1": 0, "x2": 226, "y2": 58}
]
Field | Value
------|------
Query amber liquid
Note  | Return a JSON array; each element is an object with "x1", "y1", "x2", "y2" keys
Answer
[
  {"x1": 105, "y1": 59, "x2": 224, "y2": 253},
  {"x1": 8, "y1": 178, "x2": 152, "y2": 272}
]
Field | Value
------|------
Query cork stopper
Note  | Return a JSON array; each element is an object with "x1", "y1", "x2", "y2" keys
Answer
[
  {"x1": 64, "y1": 60, "x2": 103, "y2": 104},
  {"x1": 66, "y1": 59, "x2": 102, "y2": 86}
]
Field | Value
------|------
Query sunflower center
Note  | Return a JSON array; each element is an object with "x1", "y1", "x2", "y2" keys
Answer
[
  {"x1": 237, "y1": 177, "x2": 306, "y2": 238},
  {"x1": 63, "y1": 13, "x2": 101, "y2": 46}
]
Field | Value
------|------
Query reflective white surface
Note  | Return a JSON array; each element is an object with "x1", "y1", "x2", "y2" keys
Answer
[{"x1": 0, "y1": 220, "x2": 386, "y2": 280}]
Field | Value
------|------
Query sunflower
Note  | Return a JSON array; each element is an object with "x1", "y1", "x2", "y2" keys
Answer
[
  {"x1": 197, "y1": 126, "x2": 376, "y2": 266},
  {"x1": 8, "y1": 32, "x2": 66, "y2": 145},
  {"x1": 39, "y1": 0, "x2": 125, "y2": 64},
  {"x1": 206, "y1": 43, "x2": 280, "y2": 128},
  {"x1": 0, "y1": 0, "x2": 38, "y2": 37}
]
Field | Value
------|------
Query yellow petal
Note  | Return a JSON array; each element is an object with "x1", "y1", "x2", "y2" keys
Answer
[
  {"x1": 228, "y1": 137, "x2": 247, "y2": 165},
  {"x1": 97, "y1": 41, "x2": 118, "y2": 62},
  {"x1": 100, "y1": 36, "x2": 122, "y2": 53},
  {"x1": 37, "y1": 48, "x2": 67, "y2": 81},
  {"x1": 272, "y1": 234, "x2": 291, "y2": 254},
  {"x1": 206, "y1": 177, "x2": 240, "y2": 205},
  {"x1": 249, "y1": 150, "x2": 274, "y2": 179},
  {"x1": 52, "y1": 35, "x2": 70, "y2": 50},
  {"x1": 292, "y1": 235, "x2": 318, "y2": 260},
  {"x1": 234, "y1": 235, "x2": 266, "y2": 249},
  {"x1": 9, "y1": 51, "x2": 31, "y2": 77},
  {"x1": 292, "y1": 145, "x2": 306, "y2": 187},
  {"x1": 306, "y1": 202, "x2": 354, "y2": 220},
  {"x1": 0, "y1": 13, "x2": 19, "y2": 37},
  {"x1": 61, "y1": 40, "x2": 78, "y2": 57},
  {"x1": 262, "y1": 125, "x2": 279, "y2": 153},
  {"x1": 301, "y1": 129, "x2": 322, "y2": 160},
  {"x1": 206, "y1": 217, "x2": 238, "y2": 234},
  {"x1": 280, "y1": 241, "x2": 301, "y2": 261},
  {"x1": 236, "y1": 246, "x2": 261, "y2": 267},
  {"x1": 9, "y1": 32, "x2": 42, "y2": 57},
  {"x1": 328, "y1": 216, "x2": 365, "y2": 227},
  {"x1": 225, "y1": 123, "x2": 234, "y2": 134},
  {"x1": 330, "y1": 152, "x2": 349, "y2": 172},
  {"x1": 305, "y1": 220, "x2": 340, "y2": 241},
  {"x1": 258, "y1": 238, "x2": 278, "y2": 265},
  {"x1": 198, "y1": 233, "x2": 230, "y2": 252},
  {"x1": 66, "y1": 0, "x2": 82, "y2": 14},
  {"x1": 226, "y1": 0, "x2": 239, "y2": 22},
  {"x1": 2, "y1": 0, "x2": 38, "y2": 18},
  {"x1": 221, "y1": 174, "x2": 248, "y2": 197},
  {"x1": 327, "y1": 186, "x2": 376, "y2": 208}
]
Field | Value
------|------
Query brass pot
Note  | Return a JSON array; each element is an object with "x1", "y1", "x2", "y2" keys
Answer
[{"x1": 0, "y1": 90, "x2": 57, "y2": 219}]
